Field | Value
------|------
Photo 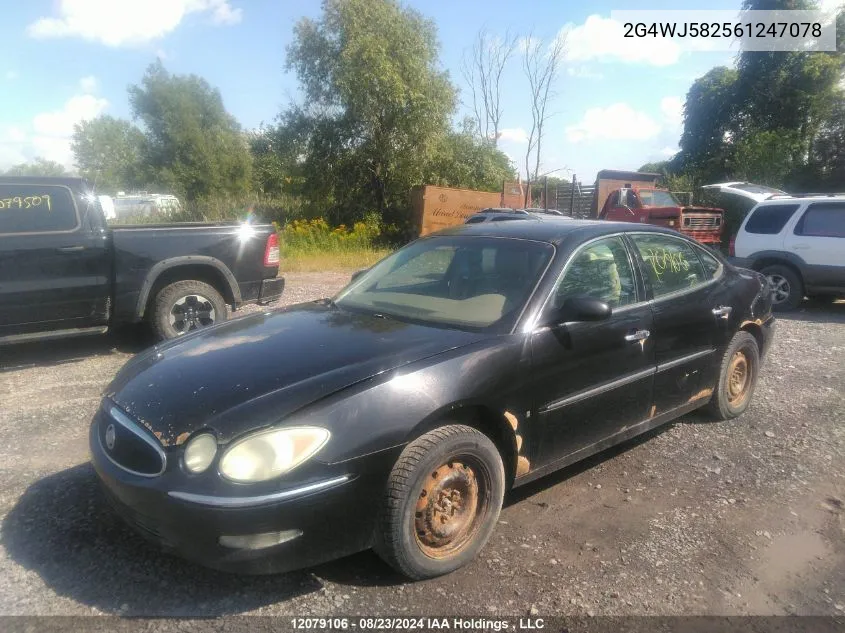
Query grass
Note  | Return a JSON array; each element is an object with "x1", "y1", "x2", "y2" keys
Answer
[{"x1": 281, "y1": 247, "x2": 393, "y2": 272}]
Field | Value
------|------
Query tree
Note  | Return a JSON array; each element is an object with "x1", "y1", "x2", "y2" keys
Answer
[
  {"x1": 676, "y1": 66, "x2": 739, "y2": 181},
  {"x1": 426, "y1": 118, "x2": 515, "y2": 191},
  {"x1": 461, "y1": 30, "x2": 518, "y2": 146},
  {"x1": 283, "y1": 0, "x2": 456, "y2": 227},
  {"x1": 3, "y1": 158, "x2": 69, "y2": 177},
  {"x1": 128, "y1": 61, "x2": 252, "y2": 201},
  {"x1": 71, "y1": 115, "x2": 145, "y2": 193},
  {"x1": 522, "y1": 32, "x2": 566, "y2": 188}
]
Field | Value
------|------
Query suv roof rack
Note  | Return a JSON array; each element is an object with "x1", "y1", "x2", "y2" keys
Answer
[{"x1": 767, "y1": 192, "x2": 845, "y2": 199}]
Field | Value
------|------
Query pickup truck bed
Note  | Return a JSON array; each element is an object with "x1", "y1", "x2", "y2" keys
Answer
[{"x1": 0, "y1": 177, "x2": 284, "y2": 344}]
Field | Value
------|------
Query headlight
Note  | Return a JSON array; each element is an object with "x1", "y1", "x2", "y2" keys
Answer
[
  {"x1": 183, "y1": 433, "x2": 217, "y2": 474},
  {"x1": 219, "y1": 426, "x2": 330, "y2": 483}
]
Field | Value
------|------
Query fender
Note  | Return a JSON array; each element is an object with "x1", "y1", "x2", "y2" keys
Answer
[
  {"x1": 135, "y1": 255, "x2": 242, "y2": 318},
  {"x1": 746, "y1": 250, "x2": 808, "y2": 272}
]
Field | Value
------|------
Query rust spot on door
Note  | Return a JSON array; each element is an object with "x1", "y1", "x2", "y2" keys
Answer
[
  {"x1": 516, "y1": 456, "x2": 530, "y2": 477},
  {"x1": 687, "y1": 387, "x2": 714, "y2": 403}
]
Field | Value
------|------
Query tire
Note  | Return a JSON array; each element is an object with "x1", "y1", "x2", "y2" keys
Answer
[
  {"x1": 708, "y1": 331, "x2": 760, "y2": 421},
  {"x1": 150, "y1": 280, "x2": 228, "y2": 340},
  {"x1": 760, "y1": 264, "x2": 803, "y2": 311},
  {"x1": 374, "y1": 424, "x2": 505, "y2": 580}
]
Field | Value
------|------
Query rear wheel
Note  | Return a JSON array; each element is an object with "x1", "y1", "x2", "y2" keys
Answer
[
  {"x1": 760, "y1": 264, "x2": 803, "y2": 311},
  {"x1": 374, "y1": 425, "x2": 505, "y2": 580},
  {"x1": 150, "y1": 280, "x2": 227, "y2": 340},
  {"x1": 708, "y1": 331, "x2": 760, "y2": 421}
]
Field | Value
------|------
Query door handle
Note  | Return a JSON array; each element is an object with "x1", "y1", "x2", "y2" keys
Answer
[
  {"x1": 624, "y1": 329, "x2": 650, "y2": 342},
  {"x1": 712, "y1": 306, "x2": 733, "y2": 320},
  {"x1": 791, "y1": 244, "x2": 810, "y2": 250},
  {"x1": 57, "y1": 245, "x2": 85, "y2": 253}
]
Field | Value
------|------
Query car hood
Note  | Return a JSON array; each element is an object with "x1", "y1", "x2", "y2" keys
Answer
[{"x1": 107, "y1": 302, "x2": 489, "y2": 446}]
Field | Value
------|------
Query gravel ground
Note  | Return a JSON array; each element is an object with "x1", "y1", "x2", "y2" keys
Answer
[{"x1": 0, "y1": 272, "x2": 843, "y2": 618}]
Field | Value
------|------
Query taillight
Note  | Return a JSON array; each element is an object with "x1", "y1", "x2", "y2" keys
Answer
[
  {"x1": 264, "y1": 232, "x2": 280, "y2": 267},
  {"x1": 729, "y1": 236, "x2": 736, "y2": 257}
]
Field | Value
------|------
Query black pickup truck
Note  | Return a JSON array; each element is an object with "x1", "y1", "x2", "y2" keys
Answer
[{"x1": 0, "y1": 177, "x2": 284, "y2": 344}]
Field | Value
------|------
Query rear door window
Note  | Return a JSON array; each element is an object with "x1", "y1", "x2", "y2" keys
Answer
[
  {"x1": 631, "y1": 233, "x2": 707, "y2": 298},
  {"x1": 0, "y1": 184, "x2": 79, "y2": 234},
  {"x1": 744, "y1": 204, "x2": 800, "y2": 235},
  {"x1": 794, "y1": 203, "x2": 845, "y2": 238}
]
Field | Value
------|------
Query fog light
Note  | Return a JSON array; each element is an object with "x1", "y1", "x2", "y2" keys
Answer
[{"x1": 218, "y1": 529, "x2": 303, "y2": 550}]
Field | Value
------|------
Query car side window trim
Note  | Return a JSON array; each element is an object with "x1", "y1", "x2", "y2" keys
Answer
[{"x1": 0, "y1": 183, "x2": 81, "y2": 237}]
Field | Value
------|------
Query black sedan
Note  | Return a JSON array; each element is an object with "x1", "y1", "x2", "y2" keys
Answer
[{"x1": 90, "y1": 220, "x2": 775, "y2": 580}]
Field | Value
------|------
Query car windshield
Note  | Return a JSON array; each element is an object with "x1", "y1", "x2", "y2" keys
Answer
[
  {"x1": 335, "y1": 236, "x2": 554, "y2": 331},
  {"x1": 638, "y1": 189, "x2": 679, "y2": 207}
]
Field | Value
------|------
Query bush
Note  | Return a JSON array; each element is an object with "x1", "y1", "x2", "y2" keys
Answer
[{"x1": 281, "y1": 213, "x2": 381, "y2": 254}]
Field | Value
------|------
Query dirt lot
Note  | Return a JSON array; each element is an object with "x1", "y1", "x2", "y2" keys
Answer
[{"x1": 0, "y1": 271, "x2": 843, "y2": 617}]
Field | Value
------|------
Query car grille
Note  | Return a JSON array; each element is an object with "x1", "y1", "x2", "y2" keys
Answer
[
  {"x1": 98, "y1": 403, "x2": 167, "y2": 477},
  {"x1": 683, "y1": 215, "x2": 720, "y2": 229}
]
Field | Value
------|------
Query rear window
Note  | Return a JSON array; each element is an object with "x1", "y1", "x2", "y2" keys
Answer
[
  {"x1": 0, "y1": 184, "x2": 78, "y2": 234},
  {"x1": 794, "y1": 203, "x2": 845, "y2": 238},
  {"x1": 744, "y1": 204, "x2": 800, "y2": 235}
]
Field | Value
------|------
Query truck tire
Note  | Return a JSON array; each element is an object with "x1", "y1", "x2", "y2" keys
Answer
[
  {"x1": 760, "y1": 264, "x2": 803, "y2": 311},
  {"x1": 150, "y1": 280, "x2": 228, "y2": 340},
  {"x1": 708, "y1": 331, "x2": 760, "y2": 421},
  {"x1": 373, "y1": 424, "x2": 505, "y2": 580}
]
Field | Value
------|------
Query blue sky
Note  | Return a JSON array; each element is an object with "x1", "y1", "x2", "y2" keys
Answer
[{"x1": 0, "y1": 0, "x2": 810, "y2": 182}]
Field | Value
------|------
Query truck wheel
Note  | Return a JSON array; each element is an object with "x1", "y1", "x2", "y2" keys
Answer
[
  {"x1": 374, "y1": 425, "x2": 505, "y2": 580},
  {"x1": 151, "y1": 280, "x2": 228, "y2": 340},
  {"x1": 708, "y1": 331, "x2": 760, "y2": 421},
  {"x1": 760, "y1": 264, "x2": 803, "y2": 311}
]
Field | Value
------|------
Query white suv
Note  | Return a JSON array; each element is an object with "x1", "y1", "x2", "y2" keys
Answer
[{"x1": 732, "y1": 194, "x2": 845, "y2": 310}]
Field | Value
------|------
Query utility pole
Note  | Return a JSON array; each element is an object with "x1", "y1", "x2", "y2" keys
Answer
[{"x1": 569, "y1": 174, "x2": 576, "y2": 217}]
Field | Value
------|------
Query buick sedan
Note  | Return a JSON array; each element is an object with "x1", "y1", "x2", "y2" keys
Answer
[{"x1": 90, "y1": 220, "x2": 774, "y2": 579}]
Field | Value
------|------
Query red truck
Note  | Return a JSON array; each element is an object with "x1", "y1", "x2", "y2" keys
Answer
[{"x1": 598, "y1": 184, "x2": 724, "y2": 246}]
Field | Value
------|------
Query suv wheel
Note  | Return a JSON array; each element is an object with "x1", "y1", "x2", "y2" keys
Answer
[
  {"x1": 150, "y1": 280, "x2": 228, "y2": 340},
  {"x1": 760, "y1": 264, "x2": 803, "y2": 311}
]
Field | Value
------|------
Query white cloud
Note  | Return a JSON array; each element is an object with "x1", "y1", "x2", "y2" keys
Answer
[
  {"x1": 0, "y1": 84, "x2": 109, "y2": 170},
  {"x1": 660, "y1": 146, "x2": 679, "y2": 157},
  {"x1": 79, "y1": 75, "x2": 98, "y2": 94},
  {"x1": 660, "y1": 96, "x2": 684, "y2": 128},
  {"x1": 566, "y1": 103, "x2": 661, "y2": 143},
  {"x1": 497, "y1": 128, "x2": 529, "y2": 144},
  {"x1": 27, "y1": 0, "x2": 242, "y2": 47},
  {"x1": 566, "y1": 66, "x2": 604, "y2": 80},
  {"x1": 5, "y1": 70, "x2": 17, "y2": 80},
  {"x1": 561, "y1": 15, "x2": 681, "y2": 66}
]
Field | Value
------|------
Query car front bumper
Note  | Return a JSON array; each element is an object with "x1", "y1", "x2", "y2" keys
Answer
[{"x1": 89, "y1": 419, "x2": 399, "y2": 575}]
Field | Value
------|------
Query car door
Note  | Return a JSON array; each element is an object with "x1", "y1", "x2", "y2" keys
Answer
[
  {"x1": 530, "y1": 235, "x2": 655, "y2": 468},
  {"x1": 784, "y1": 201, "x2": 845, "y2": 288},
  {"x1": 627, "y1": 232, "x2": 732, "y2": 415},
  {"x1": 0, "y1": 183, "x2": 111, "y2": 336}
]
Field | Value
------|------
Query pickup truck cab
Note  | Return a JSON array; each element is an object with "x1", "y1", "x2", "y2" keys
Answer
[
  {"x1": 0, "y1": 177, "x2": 284, "y2": 344},
  {"x1": 731, "y1": 193, "x2": 845, "y2": 310},
  {"x1": 599, "y1": 186, "x2": 724, "y2": 246}
]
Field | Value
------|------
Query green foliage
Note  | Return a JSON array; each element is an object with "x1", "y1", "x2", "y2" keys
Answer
[
  {"x1": 128, "y1": 61, "x2": 252, "y2": 201},
  {"x1": 282, "y1": 0, "x2": 457, "y2": 229},
  {"x1": 674, "y1": 0, "x2": 845, "y2": 188},
  {"x1": 280, "y1": 215, "x2": 391, "y2": 271},
  {"x1": 637, "y1": 161, "x2": 672, "y2": 174},
  {"x1": 3, "y1": 157, "x2": 70, "y2": 177},
  {"x1": 71, "y1": 115, "x2": 145, "y2": 194},
  {"x1": 426, "y1": 119, "x2": 515, "y2": 192}
]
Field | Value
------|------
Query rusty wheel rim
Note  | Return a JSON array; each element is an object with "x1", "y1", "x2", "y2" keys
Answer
[
  {"x1": 727, "y1": 350, "x2": 751, "y2": 407},
  {"x1": 414, "y1": 459, "x2": 487, "y2": 559}
]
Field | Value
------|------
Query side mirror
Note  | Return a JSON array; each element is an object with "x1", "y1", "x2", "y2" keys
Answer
[
  {"x1": 350, "y1": 268, "x2": 368, "y2": 282},
  {"x1": 545, "y1": 297, "x2": 612, "y2": 325}
]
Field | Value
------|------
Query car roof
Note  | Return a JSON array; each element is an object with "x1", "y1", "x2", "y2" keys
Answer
[
  {"x1": 436, "y1": 218, "x2": 681, "y2": 245},
  {"x1": 0, "y1": 176, "x2": 92, "y2": 192}
]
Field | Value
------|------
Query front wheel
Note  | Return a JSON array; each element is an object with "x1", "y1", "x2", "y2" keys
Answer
[
  {"x1": 708, "y1": 331, "x2": 760, "y2": 421},
  {"x1": 374, "y1": 425, "x2": 505, "y2": 580},
  {"x1": 150, "y1": 280, "x2": 228, "y2": 340}
]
